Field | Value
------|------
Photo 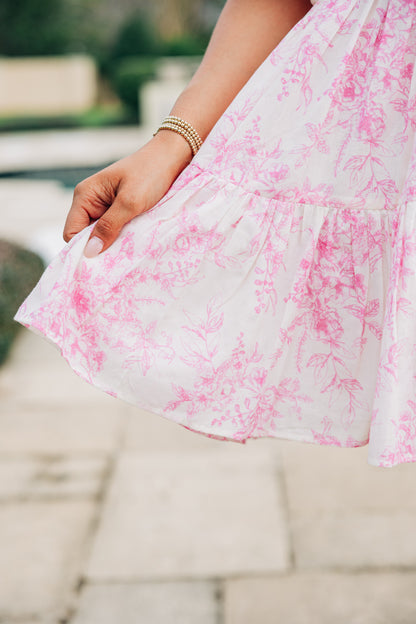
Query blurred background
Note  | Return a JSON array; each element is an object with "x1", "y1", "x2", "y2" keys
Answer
[
  {"x1": 0, "y1": 0, "x2": 224, "y2": 129},
  {"x1": 1, "y1": 2, "x2": 416, "y2": 624},
  {"x1": 0, "y1": 0, "x2": 224, "y2": 366}
]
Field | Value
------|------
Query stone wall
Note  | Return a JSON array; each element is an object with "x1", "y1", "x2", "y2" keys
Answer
[{"x1": 0, "y1": 55, "x2": 97, "y2": 116}]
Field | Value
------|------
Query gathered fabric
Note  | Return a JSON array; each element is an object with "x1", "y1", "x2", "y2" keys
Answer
[{"x1": 15, "y1": 0, "x2": 416, "y2": 467}]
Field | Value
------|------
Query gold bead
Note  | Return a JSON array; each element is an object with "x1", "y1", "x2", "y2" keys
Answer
[
  {"x1": 162, "y1": 116, "x2": 203, "y2": 149},
  {"x1": 157, "y1": 123, "x2": 199, "y2": 156}
]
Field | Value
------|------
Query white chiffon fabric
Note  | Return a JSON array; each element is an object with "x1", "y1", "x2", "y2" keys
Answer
[{"x1": 15, "y1": 0, "x2": 416, "y2": 467}]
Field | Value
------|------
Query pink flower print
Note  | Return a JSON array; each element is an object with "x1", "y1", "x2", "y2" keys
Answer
[
  {"x1": 270, "y1": 164, "x2": 290, "y2": 183},
  {"x1": 311, "y1": 303, "x2": 344, "y2": 343},
  {"x1": 312, "y1": 432, "x2": 342, "y2": 447},
  {"x1": 173, "y1": 233, "x2": 191, "y2": 254},
  {"x1": 350, "y1": 271, "x2": 365, "y2": 297},
  {"x1": 119, "y1": 232, "x2": 135, "y2": 261},
  {"x1": 328, "y1": 69, "x2": 366, "y2": 112},
  {"x1": 327, "y1": 45, "x2": 369, "y2": 112},
  {"x1": 380, "y1": 404, "x2": 416, "y2": 466},
  {"x1": 92, "y1": 349, "x2": 105, "y2": 370},
  {"x1": 254, "y1": 386, "x2": 285, "y2": 423},
  {"x1": 382, "y1": 72, "x2": 392, "y2": 90},
  {"x1": 220, "y1": 380, "x2": 235, "y2": 398},
  {"x1": 346, "y1": 298, "x2": 383, "y2": 341},
  {"x1": 401, "y1": 63, "x2": 414, "y2": 82},
  {"x1": 70, "y1": 285, "x2": 92, "y2": 317},
  {"x1": 358, "y1": 104, "x2": 386, "y2": 142},
  {"x1": 343, "y1": 75, "x2": 364, "y2": 103}
]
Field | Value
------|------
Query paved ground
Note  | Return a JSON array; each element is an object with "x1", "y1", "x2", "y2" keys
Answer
[{"x1": 1, "y1": 128, "x2": 416, "y2": 623}]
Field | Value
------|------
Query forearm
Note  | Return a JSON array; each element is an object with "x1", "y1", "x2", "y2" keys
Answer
[
  {"x1": 69, "y1": 2, "x2": 313, "y2": 250},
  {"x1": 170, "y1": 0, "x2": 312, "y2": 140}
]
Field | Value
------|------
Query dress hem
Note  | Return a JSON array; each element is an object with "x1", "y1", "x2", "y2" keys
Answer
[{"x1": 14, "y1": 316, "x2": 413, "y2": 469}]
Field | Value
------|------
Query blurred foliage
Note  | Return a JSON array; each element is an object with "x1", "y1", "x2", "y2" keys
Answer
[
  {"x1": 0, "y1": 0, "x2": 71, "y2": 56},
  {"x1": 110, "y1": 57, "x2": 158, "y2": 120},
  {"x1": 161, "y1": 34, "x2": 208, "y2": 57},
  {"x1": 0, "y1": 240, "x2": 45, "y2": 366},
  {"x1": 0, "y1": 0, "x2": 104, "y2": 57},
  {"x1": 0, "y1": 107, "x2": 134, "y2": 132},
  {"x1": 0, "y1": 0, "x2": 221, "y2": 128},
  {"x1": 109, "y1": 13, "x2": 162, "y2": 62},
  {"x1": 103, "y1": 11, "x2": 208, "y2": 122},
  {"x1": 106, "y1": 8, "x2": 209, "y2": 62},
  {"x1": 100, "y1": 11, "x2": 160, "y2": 119},
  {"x1": 0, "y1": 0, "x2": 215, "y2": 59}
]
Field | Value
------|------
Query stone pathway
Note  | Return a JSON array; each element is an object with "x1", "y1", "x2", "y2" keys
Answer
[
  {"x1": 1, "y1": 128, "x2": 416, "y2": 623},
  {"x1": 2, "y1": 329, "x2": 416, "y2": 624}
]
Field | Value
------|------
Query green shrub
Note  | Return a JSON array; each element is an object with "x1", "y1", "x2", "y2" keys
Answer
[
  {"x1": 110, "y1": 12, "x2": 161, "y2": 61},
  {"x1": 0, "y1": 106, "x2": 133, "y2": 132},
  {"x1": 0, "y1": 0, "x2": 70, "y2": 56},
  {"x1": 110, "y1": 56, "x2": 158, "y2": 121},
  {"x1": 0, "y1": 240, "x2": 45, "y2": 366},
  {"x1": 161, "y1": 34, "x2": 208, "y2": 57}
]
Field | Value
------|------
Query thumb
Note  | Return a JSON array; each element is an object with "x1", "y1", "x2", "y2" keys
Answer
[{"x1": 83, "y1": 198, "x2": 134, "y2": 258}]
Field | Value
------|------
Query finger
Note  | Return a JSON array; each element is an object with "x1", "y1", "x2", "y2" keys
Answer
[
  {"x1": 83, "y1": 195, "x2": 138, "y2": 258},
  {"x1": 63, "y1": 177, "x2": 116, "y2": 243},
  {"x1": 63, "y1": 203, "x2": 92, "y2": 243}
]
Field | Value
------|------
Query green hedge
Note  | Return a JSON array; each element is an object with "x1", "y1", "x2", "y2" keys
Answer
[
  {"x1": 109, "y1": 56, "x2": 158, "y2": 121},
  {"x1": 109, "y1": 13, "x2": 161, "y2": 62},
  {"x1": 0, "y1": 0, "x2": 71, "y2": 56},
  {"x1": 104, "y1": 12, "x2": 209, "y2": 122},
  {"x1": 0, "y1": 106, "x2": 133, "y2": 133},
  {"x1": 0, "y1": 240, "x2": 45, "y2": 366},
  {"x1": 161, "y1": 35, "x2": 208, "y2": 57}
]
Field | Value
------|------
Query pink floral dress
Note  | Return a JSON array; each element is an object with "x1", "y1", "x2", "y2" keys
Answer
[{"x1": 15, "y1": 0, "x2": 416, "y2": 467}]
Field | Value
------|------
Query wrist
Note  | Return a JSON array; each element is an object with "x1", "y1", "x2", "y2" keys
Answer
[{"x1": 150, "y1": 129, "x2": 194, "y2": 176}]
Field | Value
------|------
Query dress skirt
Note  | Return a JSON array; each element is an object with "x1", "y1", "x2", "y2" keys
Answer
[{"x1": 15, "y1": 0, "x2": 416, "y2": 467}]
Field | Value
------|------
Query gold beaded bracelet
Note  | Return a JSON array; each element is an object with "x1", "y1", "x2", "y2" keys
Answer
[
  {"x1": 153, "y1": 116, "x2": 203, "y2": 157},
  {"x1": 157, "y1": 122, "x2": 200, "y2": 156}
]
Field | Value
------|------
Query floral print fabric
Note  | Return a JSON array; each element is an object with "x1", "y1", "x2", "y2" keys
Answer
[{"x1": 15, "y1": 0, "x2": 416, "y2": 467}]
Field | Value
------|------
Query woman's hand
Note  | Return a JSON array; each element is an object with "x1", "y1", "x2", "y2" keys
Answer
[
  {"x1": 63, "y1": 131, "x2": 193, "y2": 257},
  {"x1": 63, "y1": 0, "x2": 312, "y2": 258}
]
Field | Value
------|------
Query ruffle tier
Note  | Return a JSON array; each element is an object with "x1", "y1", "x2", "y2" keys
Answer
[{"x1": 15, "y1": 165, "x2": 416, "y2": 467}]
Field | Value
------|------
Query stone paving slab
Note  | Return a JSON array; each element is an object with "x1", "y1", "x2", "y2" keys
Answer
[
  {"x1": 121, "y1": 402, "x2": 280, "y2": 456},
  {"x1": 278, "y1": 440, "x2": 416, "y2": 569},
  {"x1": 8, "y1": 328, "x2": 64, "y2": 368},
  {"x1": 0, "y1": 501, "x2": 95, "y2": 621},
  {"x1": 85, "y1": 450, "x2": 289, "y2": 581},
  {"x1": 0, "y1": 405, "x2": 125, "y2": 455},
  {"x1": 291, "y1": 509, "x2": 416, "y2": 569},
  {"x1": 6, "y1": 621, "x2": 45, "y2": 624},
  {"x1": 0, "y1": 458, "x2": 40, "y2": 500},
  {"x1": 280, "y1": 440, "x2": 416, "y2": 511},
  {"x1": 121, "y1": 404, "x2": 229, "y2": 453},
  {"x1": 0, "y1": 332, "x2": 126, "y2": 454},
  {"x1": 1, "y1": 331, "x2": 121, "y2": 410},
  {"x1": 0, "y1": 457, "x2": 107, "y2": 500},
  {"x1": 2, "y1": 619, "x2": 55, "y2": 624},
  {"x1": 224, "y1": 572, "x2": 416, "y2": 624},
  {"x1": 71, "y1": 581, "x2": 220, "y2": 624},
  {"x1": 0, "y1": 352, "x2": 118, "y2": 409}
]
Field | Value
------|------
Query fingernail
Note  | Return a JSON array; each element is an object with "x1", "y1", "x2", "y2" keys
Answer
[{"x1": 84, "y1": 236, "x2": 104, "y2": 258}]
